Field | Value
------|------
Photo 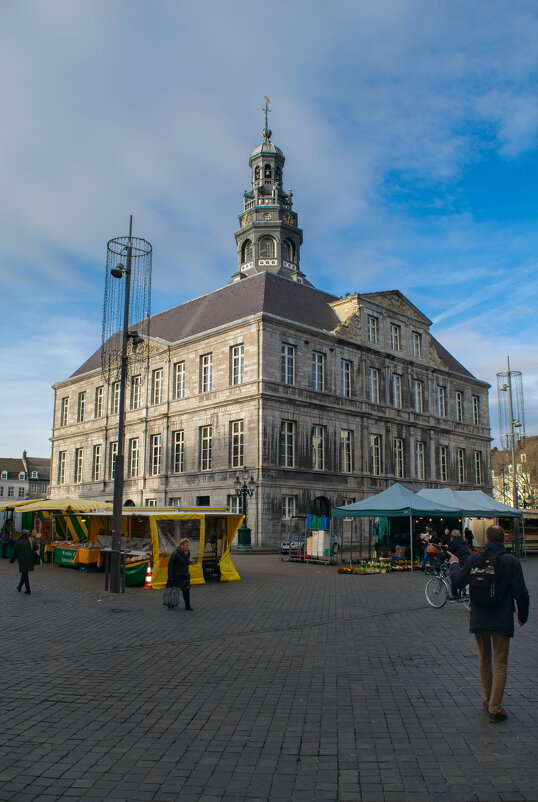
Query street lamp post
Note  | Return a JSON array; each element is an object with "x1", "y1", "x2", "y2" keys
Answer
[
  {"x1": 234, "y1": 468, "x2": 256, "y2": 549},
  {"x1": 501, "y1": 356, "x2": 522, "y2": 559}
]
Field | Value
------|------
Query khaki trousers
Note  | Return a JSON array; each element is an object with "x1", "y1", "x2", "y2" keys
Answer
[{"x1": 474, "y1": 631, "x2": 510, "y2": 715}]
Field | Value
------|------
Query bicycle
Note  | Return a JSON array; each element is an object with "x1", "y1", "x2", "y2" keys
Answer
[{"x1": 425, "y1": 561, "x2": 471, "y2": 611}]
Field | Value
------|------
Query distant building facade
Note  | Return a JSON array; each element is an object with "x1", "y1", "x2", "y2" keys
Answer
[
  {"x1": 0, "y1": 451, "x2": 50, "y2": 502},
  {"x1": 49, "y1": 126, "x2": 492, "y2": 545}
]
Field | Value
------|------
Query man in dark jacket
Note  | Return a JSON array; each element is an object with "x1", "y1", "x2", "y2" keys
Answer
[
  {"x1": 10, "y1": 530, "x2": 38, "y2": 594},
  {"x1": 449, "y1": 525, "x2": 529, "y2": 723}
]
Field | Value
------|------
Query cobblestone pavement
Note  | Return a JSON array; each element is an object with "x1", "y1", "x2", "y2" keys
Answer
[{"x1": 0, "y1": 553, "x2": 536, "y2": 802}]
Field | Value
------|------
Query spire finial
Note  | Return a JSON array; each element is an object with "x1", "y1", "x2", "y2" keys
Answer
[{"x1": 258, "y1": 96, "x2": 274, "y2": 142}]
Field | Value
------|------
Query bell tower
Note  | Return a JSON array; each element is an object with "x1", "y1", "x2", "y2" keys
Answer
[{"x1": 232, "y1": 100, "x2": 305, "y2": 283}]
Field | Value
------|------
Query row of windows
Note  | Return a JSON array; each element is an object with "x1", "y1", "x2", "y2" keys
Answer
[
  {"x1": 0, "y1": 486, "x2": 25, "y2": 497},
  {"x1": 367, "y1": 315, "x2": 422, "y2": 356},
  {"x1": 59, "y1": 347, "x2": 246, "y2": 426},
  {"x1": 241, "y1": 237, "x2": 296, "y2": 263},
  {"x1": 0, "y1": 470, "x2": 30, "y2": 480}
]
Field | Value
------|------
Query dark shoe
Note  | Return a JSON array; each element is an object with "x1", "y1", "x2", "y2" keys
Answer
[
  {"x1": 17, "y1": 586, "x2": 22, "y2": 592},
  {"x1": 489, "y1": 708, "x2": 508, "y2": 723},
  {"x1": 185, "y1": 606, "x2": 194, "y2": 611},
  {"x1": 24, "y1": 590, "x2": 31, "y2": 595}
]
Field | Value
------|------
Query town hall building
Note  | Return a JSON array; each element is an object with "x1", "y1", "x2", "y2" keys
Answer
[{"x1": 49, "y1": 122, "x2": 492, "y2": 546}]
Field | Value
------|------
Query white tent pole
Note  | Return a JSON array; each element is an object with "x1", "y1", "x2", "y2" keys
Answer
[{"x1": 409, "y1": 512, "x2": 413, "y2": 571}]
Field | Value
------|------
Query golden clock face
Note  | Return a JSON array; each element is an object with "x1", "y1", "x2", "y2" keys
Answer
[
  {"x1": 284, "y1": 211, "x2": 294, "y2": 225},
  {"x1": 241, "y1": 213, "x2": 252, "y2": 227}
]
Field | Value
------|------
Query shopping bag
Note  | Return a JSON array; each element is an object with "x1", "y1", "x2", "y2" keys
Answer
[{"x1": 163, "y1": 586, "x2": 179, "y2": 608}]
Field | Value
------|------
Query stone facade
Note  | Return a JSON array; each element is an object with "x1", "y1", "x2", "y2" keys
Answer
[{"x1": 49, "y1": 128, "x2": 492, "y2": 546}]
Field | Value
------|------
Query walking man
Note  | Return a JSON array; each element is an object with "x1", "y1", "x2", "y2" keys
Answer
[{"x1": 449, "y1": 525, "x2": 529, "y2": 723}]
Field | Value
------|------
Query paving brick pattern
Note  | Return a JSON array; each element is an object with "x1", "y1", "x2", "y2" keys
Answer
[{"x1": 0, "y1": 554, "x2": 536, "y2": 801}]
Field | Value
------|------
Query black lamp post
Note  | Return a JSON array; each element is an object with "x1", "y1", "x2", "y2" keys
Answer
[{"x1": 234, "y1": 468, "x2": 256, "y2": 549}]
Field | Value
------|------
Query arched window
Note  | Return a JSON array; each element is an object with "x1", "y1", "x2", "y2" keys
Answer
[
  {"x1": 282, "y1": 240, "x2": 295, "y2": 264},
  {"x1": 275, "y1": 166, "x2": 281, "y2": 183},
  {"x1": 241, "y1": 240, "x2": 252, "y2": 263},
  {"x1": 254, "y1": 165, "x2": 260, "y2": 181},
  {"x1": 259, "y1": 236, "x2": 275, "y2": 259},
  {"x1": 264, "y1": 163, "x2": 272, "y2": 179}
]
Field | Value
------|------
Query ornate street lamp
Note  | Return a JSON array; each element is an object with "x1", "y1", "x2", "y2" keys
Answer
[{"x1": 234, "y1": 468, "x2": 256, "y2": 549}]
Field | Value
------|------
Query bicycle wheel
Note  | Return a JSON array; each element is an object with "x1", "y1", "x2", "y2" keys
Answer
[{"x1": 425, "y1": 577, "x2": 448, "y2": 608}]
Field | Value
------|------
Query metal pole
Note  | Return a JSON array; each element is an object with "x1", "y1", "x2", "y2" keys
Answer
[
  {"x1": 507, "y1": 356, "x2": 521, "y2": 558},
  {"x1": 110, "y1": 217, "x2": 133, "y2": 593}
]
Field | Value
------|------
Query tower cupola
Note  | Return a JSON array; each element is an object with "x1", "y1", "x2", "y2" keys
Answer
[{"x1": 233, "y1": 100, "x2": 305, "y2": 284}]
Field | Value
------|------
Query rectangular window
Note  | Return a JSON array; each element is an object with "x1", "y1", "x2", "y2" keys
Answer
[
  {"x1": 58, "y1": 451, "x2": 66, "y2": 484},
  {"x1": 312, "y1": 425, "x2": 325, "y2": 470},
  {"x1": 340, "y1": 359, "x2": 352, "y2": 398},
  {"x1": 455, "y1": 391, "x2": 463, "y2": 423},
  {"x1": 367, "y1": 315, "x2": 378, "y2": 344},
  {"x1": 231, "y1": 345, "x2": 244, "y2": 386},
  {"x1": 280, "y1": 421, "x2": 295, "y2": 468},
  {"x1": 370, "y1": 434, "x2": 382, "y2": 476},
  {"x1": 390, "y1": 323, "x2": 401, "y2": 351},
  {"x1": 457, "y1": 448, "x2": 465, "y2": 483},
  {"x1": 111, "y1": 382, "x2": 120, "y2": 415},
  {"x1": 60, "y1": 397, "x2": 69, "y2": 427},
  {"x1": 439, "y1": 445, "x2": 447, "y2": 482},
  {"x1": 145, "y1": 498, "x2": 157, "y2": 507},
  {"x1": 312, "y1": 352, "x2": 325, "y2": 391},
  {"x1": 230, "y1": 420, "x2": 244, "y2": 468},
  {"x1": 151, "y1": 368, "x2": 163, "y2": 405},
  {"x1": 200, "y1": 354, "x2": 213, "y2": 393},
  {"x1": 415, "y1": 441, "x2": 425, "y2": 480},
  {"x1": 437, "y1": 386, "x2": 446, "y2": 418},
  {"x1": 200, "y1": 426, "x2": 212, "y2": 471},
  {"x1": 150, "y1": 434, "x2": 162, "y2": 475},
  {"x1": 77, "y1": 392, "x2": 86, "y2": 423},
  {"x1": 413, "y1": 380, "x2": 423, "y2": 413},
  {"x1": 392, "y1": 374, "x2": 402, "y2": 409},
  {"x1": 412, "y1": 332, "x2": 422, "y2": 358},
  {"x1": 281, "y1": 495, "x2": 297, "y2": 520},
  {"x1": 474, "y1": 451, "x2": 482, "y2": 485},
  {"x1": 74, "y1": 448, "x2": 83, "y2": 484},
  {"x1": 109, "y1": 442, "x2": 118, "y2": 480},
  {"x1": 173, "y1": 361, "x2": 185, "y2": 399},
  {"x1": 281, "y1": 344, "x2": 295, "y2": 385},
  {"x1": 18, "y1": 487, "x2": 25, "y2": 498},
  {"x1": 92, "y1": 444, "x2": 102, "y2": 481},
  {"x1": 227, "y1": 495, "x2": 240, "y2": 514},
  {"x1": 340, "y1": 429, "x2": 353, "y2": 473},
  {"x1": 472, "y1": 396, "x2": 480, "y2": 425},
  {"x1": 95, "y1": 386, "x2": 103, "y2": 418},
  {"x1": 7, "y1": 487, "x2": 14, "y2": 497},
  {"x1": 130, "y1": 375, "x2": 141, "y2": 410},
  {"x1": 368, "y1": 367, "x2": 380, "y2": 403},
  {"x1": 128, "y1": 438, "x2": 139, "y2": 478},
  {"x1": 172, "y1": 430, "x2": 184, "y2": 474},
  {"x1": 394, "y1": 438, "x2": 404, "y2": 479},
  {"x1": 0, "y1": 488, "x2": 3, "y2": 497}
]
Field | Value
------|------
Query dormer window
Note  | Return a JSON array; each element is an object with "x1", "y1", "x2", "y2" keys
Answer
[
  {"x1": 1, "y1": 471, "x2": 7, "y2": 480},
  {"x1": 259, "y1": 236, "x2": 276, "y2": 259},
  {"x1": 241, "y1": 239, "x2": 252, "y2": 263},
  {"x1": 19, "y1": 472, "x2": 26, "y2": 480},
  {"x1": 31, "y1": 470, "x2": 38, "y2": 479},
  {"x1": 264, "y1": 163, "x2": 272, "y2": 178},
  {"x1": 254, "y1": 165, "x2": 260, "y2": 181}
]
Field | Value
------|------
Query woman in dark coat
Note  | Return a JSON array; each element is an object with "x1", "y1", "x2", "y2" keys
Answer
[
  {"x1": 166, "y1": 538, "x2": 193, "y2": 610},
  {"x1": 10, "y1": 530, "x2": 39, "y2": 594}
]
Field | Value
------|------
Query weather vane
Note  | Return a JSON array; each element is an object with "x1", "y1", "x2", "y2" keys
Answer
[{"x1": 258, "y1": 96, "x2": 274, "y2": 141}]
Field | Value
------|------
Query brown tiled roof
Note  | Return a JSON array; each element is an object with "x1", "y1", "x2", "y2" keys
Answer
[{"x1": 71, "y1": 273, "x2": 340, "y2": 377}]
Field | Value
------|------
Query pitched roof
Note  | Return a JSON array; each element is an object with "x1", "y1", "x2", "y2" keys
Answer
[{"x1": 430, "y1": 336, "x2": 475, "y2": 379}]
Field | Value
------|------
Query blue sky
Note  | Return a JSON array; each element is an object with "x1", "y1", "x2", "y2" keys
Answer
[{"x1": 1, "y1": 0, "x2": 537, "y2": 456}]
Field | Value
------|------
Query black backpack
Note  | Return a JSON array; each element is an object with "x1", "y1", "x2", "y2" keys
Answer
[{"x1": 469, "y1": 548, "x2": 509, "y2": 607}]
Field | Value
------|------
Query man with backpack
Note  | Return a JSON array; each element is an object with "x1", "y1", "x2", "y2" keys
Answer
[{"x1": 449, "y1": 525, "x2": 529, "y2": 723}]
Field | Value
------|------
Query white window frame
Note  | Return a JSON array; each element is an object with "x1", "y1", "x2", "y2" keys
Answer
[
  {"x1": 230, "y1": 420, "x2": 244, "y2": 468},
  {"x1": 129, "y1": 438, "x2": 140, "y2": 478},
  {"x1": 74, "y1": 448, "x2": 83, "y2": 484},
  {"x1": 413, "y1": 380, "x2": 423, "y2": 413},
  {"x1": 231, "y1": 345, "x2": 244, "y2": 386},
  {"x1": 130, "y1": 375, "x2": 141, "y2": 410},
  {"x1": 92, "y1": 444, "x2": 102, "y2": 481},
  {"x1": 370, "y1": 434, "x2": 382, "y2": 476},
  {"x1": 455, "y1": 391, "x2": 463, "y2": 423},
  {"x1": 390, "y1": 323, "x2": 401, "y2": 351},
  {"x1": 109, "y1": 442, "x2": 118, "y2": 480},
  {"x1": 340, "y1": 359, "x2": 351, "y2": 398},
  {"x1": 392, "y1": 374, "x2": 402, "y2": 409},
  {"x1": 60, "y1": 397, "x2": 69, "y2": 427},
  {"x1": 437, "y1": 386, "x2": 446, "y2": 418},
  {"x1": 77, "y1": 392, "x2": 86, "y2": 423},
  {"x1": 111, "y1": 382, "x2": 120, "y2": 415},
  {"x1": 457, "y1": 448, "x2": 465, "y2": 483},
  {"x1": 312, "y1": 352, "x2": 325, "y2": 392},
  {"x1": 151, "y1": 368, "x2": 163, "y2": 405},
  {"x1": 439, "y1": 445, "x2": 447, "y2": 482},
  {"x1": 280, "y1": 421, "x2": 295, "y2": 468},
  {"x1": 412, "y1": 331, "x2": 422, "y2": 358},
  {"x1": 474, "y1": 451, "x2": 482, "y2": 485},
  {"x1": 281, "y1": 495, "x2": 297, "y2": 520},
  {"x1": 340, "y1": 429, "x2": 353, "y2": 473},
  {"x1": 18, "y1": 487, "x2": 25, "y2": 498},
  {"x1": 145, "y1": 498, "x2": 157, "y2": 507},
  {"x1": 367, "y1": 315, "x2": 378, "y2": 344},
  {"x1": 95, "y1": 386, "x2": 103, "y2": 418},
  {"x1": 415, "y1": 441, "x2": 425, "y2": 480},
  {"x1": 472, "y1": 396, "x2": 480, "y2": 425},
  {"x1": 281, "y1": 344, "x2": 295, "y2": 385},
  {"x1": 200, "y1": 354, "x2": 213, "y2": 393},
  {"x1": 173, "y1": 361, "x2": 185, "y2": 400},
  {"x1": 172, "y1": 430, "x2": 184, "y2": 474},
  {"x1": 58, "y1": 452, "x2": 66, "y2": 485},
  {"x1": 394, "y1": 438, "x2": 404, "y2": 479},
  {"x1": 368, "y1": 367, "x2": 380, "y2": 404},
  {"x1": 200, "y1": 425, "x2": 212, "y2": 471},
  {"x1": 312, "y1": 425, "x2": 325, "y2": 471},
  {"x1": 150, "y1": 434, "x2": 162, "y2": 475},
  {"x1": 227, "y1": 495, "x2": 241, "y2": 513}
]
